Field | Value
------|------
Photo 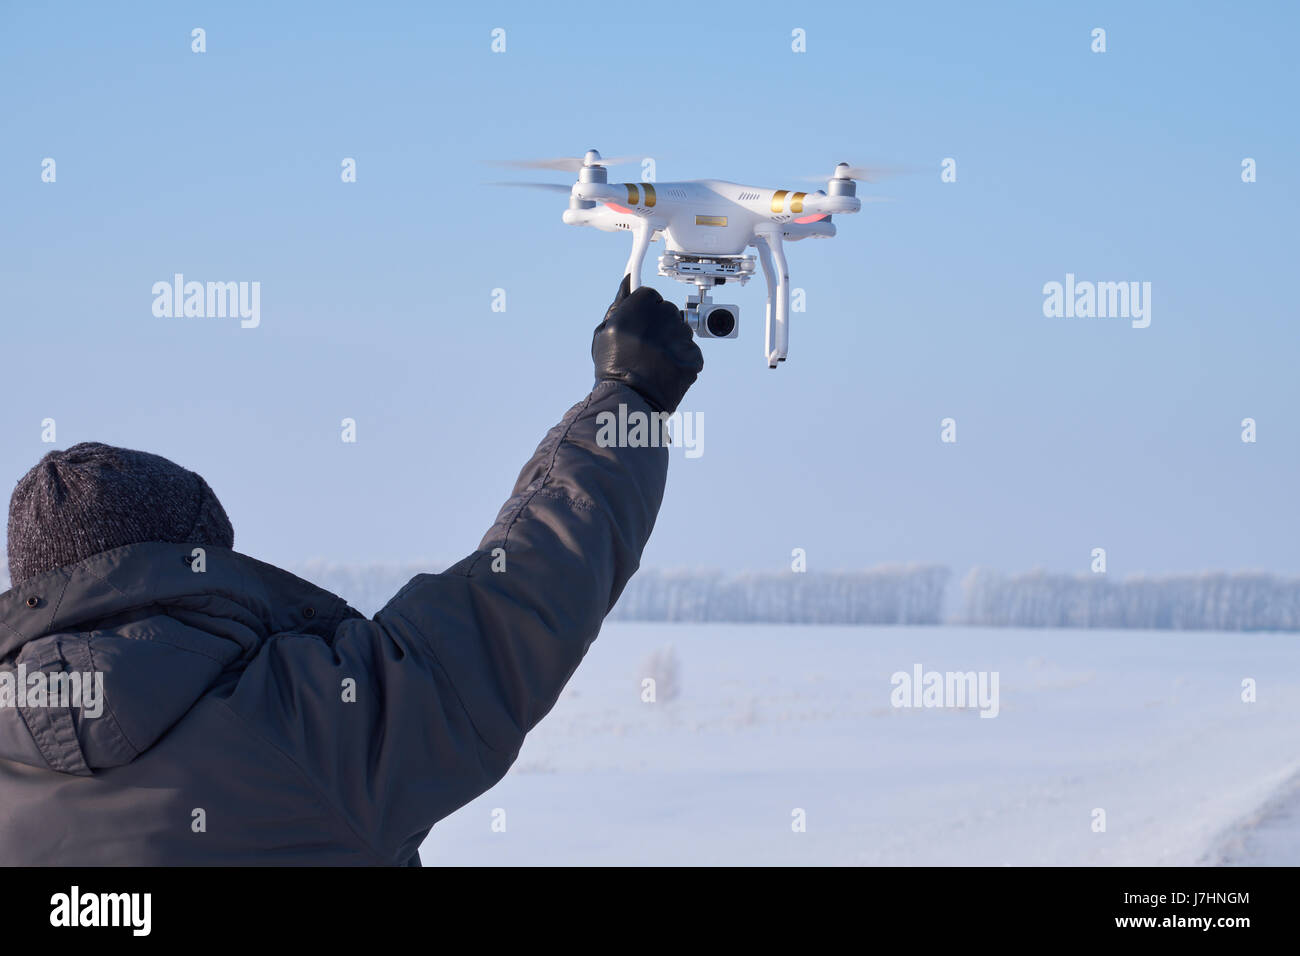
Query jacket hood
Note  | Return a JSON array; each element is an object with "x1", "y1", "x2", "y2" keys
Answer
[{"x1": 0, "y1": 542, "x2": 361, "y2": 776}]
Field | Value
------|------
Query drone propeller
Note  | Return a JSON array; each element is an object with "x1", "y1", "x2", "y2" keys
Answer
[
  {"x1": 487, "y1": 181, "x2": 574, "y2": 193},
  {"x1": 801, "y1": 162, "x2": 911, "y2": 183},
  {"x1": 488, "y1": 149, "x2": 642, "y2": 173}
]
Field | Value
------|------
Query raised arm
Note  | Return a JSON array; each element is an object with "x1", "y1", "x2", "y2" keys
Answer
[
  {"x1": 226, "y1": 278, "x2": 701, "y2": 863},
  {"x1": 377, "y1": 277, "x2": 701, "y2": 750}
]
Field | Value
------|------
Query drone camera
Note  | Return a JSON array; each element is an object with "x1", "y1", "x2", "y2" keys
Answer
[
  {"x1": 700, "y1": 304, "x2": 739, "y2": 338},
  {"x1": 684, "y1": 299, "x2": 739, "y2": 339}
]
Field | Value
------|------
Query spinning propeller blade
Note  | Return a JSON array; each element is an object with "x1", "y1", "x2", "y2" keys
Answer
[
  {"x1": 487, "y1": 150, "x2": 641, "y2": 173},
  {"x1": 487, "y1": 181, "x2": 574, "y2": 193},
  {"x1": 801, "y1": 162, "x2": 914, "y2": 183}
]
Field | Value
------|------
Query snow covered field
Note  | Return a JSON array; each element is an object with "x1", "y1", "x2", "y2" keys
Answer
[{"x1": 420, "y1": 623, "x2": 1300, "y2": 866}]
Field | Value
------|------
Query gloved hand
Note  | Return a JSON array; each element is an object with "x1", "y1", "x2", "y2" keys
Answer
[{"x1": 592, "y1": 275, "x2": 703, "y2": 414}]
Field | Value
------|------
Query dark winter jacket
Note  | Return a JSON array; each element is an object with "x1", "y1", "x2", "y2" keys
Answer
[{"x1": 0, "y1": 382, "x2": 666, "y2": 865}]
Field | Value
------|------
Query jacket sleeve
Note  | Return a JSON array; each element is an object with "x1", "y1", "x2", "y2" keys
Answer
[{"x1": 225, "y1": 381, "x2": 668, "y2": 863}]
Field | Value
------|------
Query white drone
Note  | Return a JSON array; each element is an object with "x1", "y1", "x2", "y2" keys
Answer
[{"x1": 496, "y1": 149, "x2": 889, "y2": 368}]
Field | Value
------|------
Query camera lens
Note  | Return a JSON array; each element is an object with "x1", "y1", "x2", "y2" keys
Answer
[{"x1": 706, "y1": 308, "x2": 735, "y2": 337}]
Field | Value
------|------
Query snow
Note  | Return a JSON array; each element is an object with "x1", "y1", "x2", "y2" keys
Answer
[{"x1": 420, "y1": 623, "x2": 1300, "y2": 865}]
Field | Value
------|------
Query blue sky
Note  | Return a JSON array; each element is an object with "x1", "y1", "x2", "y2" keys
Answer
[{"x1": 1, "y1": 0, "x2": 1296, "y2": 576}]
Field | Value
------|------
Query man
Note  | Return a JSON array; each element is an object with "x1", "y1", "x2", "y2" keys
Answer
[{"x1": 0, "y1": 278, "x2": 701, "y2": 865}]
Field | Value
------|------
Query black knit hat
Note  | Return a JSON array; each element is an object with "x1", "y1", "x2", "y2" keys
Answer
[{"x1": 6, "y1": 442, "x2": 234, "y2": 586}]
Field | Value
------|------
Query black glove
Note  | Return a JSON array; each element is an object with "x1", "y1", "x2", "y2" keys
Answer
[{"x1": 592, "y1": 275, "x2": 703, "y2": 414}]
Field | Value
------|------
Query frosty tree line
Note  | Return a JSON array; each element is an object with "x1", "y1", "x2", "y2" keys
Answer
[
  {"x1": 274, "y1": 560, "x2": 1300, "y2": 631},
  {"x1": 959, "y1": 567, "x2": 1300, "y2": 632},
  {"x1": 2, "y1": 554, "x2": 1294, "y2": 631},
  {"x1": 606, "y1": 566, "x2": 952, "y2": 625}
]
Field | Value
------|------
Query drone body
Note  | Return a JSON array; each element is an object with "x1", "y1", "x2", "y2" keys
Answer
[
  {"x1": 562, "y1": 178, "x2": 843, "y2": 254},
  {"x1": 501, "y1": 149, "x2": 873, "y2": 368}
]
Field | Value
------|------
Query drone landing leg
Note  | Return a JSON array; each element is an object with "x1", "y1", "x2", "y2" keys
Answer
[
  {"x1": 755, "y1": 233, "x2": 790, "y2": 366},
  {"x1": 624, "y1": 219, "x2": 652, "y2": 292},
  {"x1": 755, "y1": 238, "x2": 777, "y2": 367},
  {"x1": 770, "y1": 235, "x2": 790, "y2": 363}
]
